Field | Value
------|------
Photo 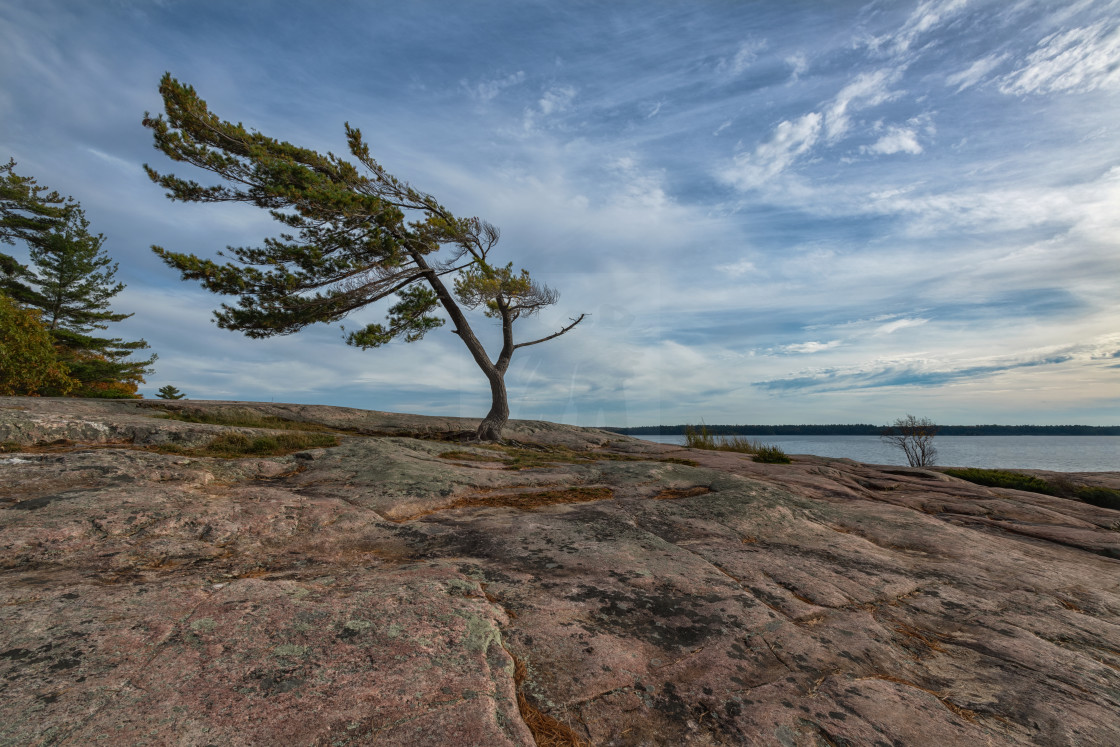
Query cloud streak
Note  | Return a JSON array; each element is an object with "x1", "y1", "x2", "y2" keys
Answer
[
  {"x1": 1001, "y1": 21, "x2": 1120, "y2": 95},
  {"x1": 754, "y1": 353, "x2": 1076, "y2": 392}
]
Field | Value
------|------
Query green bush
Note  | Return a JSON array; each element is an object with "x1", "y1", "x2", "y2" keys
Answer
[
  {"x1": 942, "y1": 468, "x2": 1054, "y2": 494},
  {"x1": 1072, "y1": 486, "x2": 1120, "y2": 511},
  {"x1": 943, "y1": 468, "x2": 1120, "y2": 511},
  {"x1": 752, "y1": 445, "x2": 792, "y2": 464},
  {"x1": 0, "y1": 293, "x2": 77, "y2": 396}
]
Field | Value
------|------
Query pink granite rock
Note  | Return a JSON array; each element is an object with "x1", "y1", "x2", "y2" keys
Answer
[{"x1": 1, "y1": 397, "x2": 1118, "y2": 745}]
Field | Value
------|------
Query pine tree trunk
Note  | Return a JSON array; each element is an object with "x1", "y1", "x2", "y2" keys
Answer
[{"x1": 476, "y1": 369, "x2": 509, "y2": 441}]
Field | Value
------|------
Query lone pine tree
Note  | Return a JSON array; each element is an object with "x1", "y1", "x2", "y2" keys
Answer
[
  {"x1": 143, "y1": 74, "x2": 584, "y2": 440},
  {"x1": 156, "y1": 384, "x2": 185, "y2": 400}
]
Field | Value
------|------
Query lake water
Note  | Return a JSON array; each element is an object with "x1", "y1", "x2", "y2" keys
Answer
[{"x1": 636, "y1": 435, "x2": 1119, "y2": 473}]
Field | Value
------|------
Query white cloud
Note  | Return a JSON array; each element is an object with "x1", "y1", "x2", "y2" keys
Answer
[
  {"x1": 719, "y1": 40, "x2": 767, "y2": 76},
  {"x1": 715, "y1": 258, "x2": 756, "y2": 277},
  {"x1": 85, "y1": 146, "x2": 136, "y2": 172},
  {"x1": 1001, "y1": 21, "x2": 1120, "y2": 95},
  {"x1": 465, "y1": 70, "x2": 526, "y2": 101},
  {"x1": 868, "y1": 0, "x2": 973, "y2": 56},
  {"x1": 522, "y1": 84, "x2": 577, "y2": 131},
  {"x1": 609, "y1": 156, "x2": 670, "y2": 210},
  {"x1": 945, "y1": 53, "x2": 1008, "y2": 91},
  {"x1": 782, "y1": 340, "x2": 841, "y2": 354},
  {"x1": 786, "y1": 52, "x2": 808, "y2": 81},
  {"x1": 874, "y1": 317, "x2": 929, "y2": 335},
  {"x1": 863, "y1": 165, "x2": 1120, "y2": 243},
  {"x1": 718, "y1": 68, "x2": 900, "y2": 189},
  {"x1": 538, "y1": 85, "x2": 576, "y2": 115},
  {"x1": 825, "y1": 70, "x2": 899, "y2": 142},
  {"x1": 862, "y1": 126, "x2": 923, "y2": 155},
  {"x1": 718, "y1": 111, "x2": 822, "y2": 190}
]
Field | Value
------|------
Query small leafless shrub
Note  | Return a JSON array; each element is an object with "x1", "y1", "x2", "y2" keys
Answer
[{"x1": 882, "y1": 414, "x2": 938, "y2": 467}]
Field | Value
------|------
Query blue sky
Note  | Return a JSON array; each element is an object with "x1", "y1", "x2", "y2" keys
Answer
[{"x1": 2, "y1": 0, "x2": 1118, "y2": 426}]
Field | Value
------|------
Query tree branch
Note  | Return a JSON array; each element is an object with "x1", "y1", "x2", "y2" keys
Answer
[{"x1": 513, "y1": 314, "x2": 587, "y2": 350}]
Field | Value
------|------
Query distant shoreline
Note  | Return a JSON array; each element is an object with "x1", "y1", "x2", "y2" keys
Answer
[{"x1": 604, "y1": 424, "x2": 1120, "y2": 436}]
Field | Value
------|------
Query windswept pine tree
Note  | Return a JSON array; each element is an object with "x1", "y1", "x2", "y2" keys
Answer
[{"x1": 143, "y1": 74, "x2": 584, "y2": 440}]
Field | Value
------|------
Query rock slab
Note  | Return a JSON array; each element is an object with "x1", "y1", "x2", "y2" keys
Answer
[{"x1": 1, "y1": 397, "x2": 1119, "y2": 746}]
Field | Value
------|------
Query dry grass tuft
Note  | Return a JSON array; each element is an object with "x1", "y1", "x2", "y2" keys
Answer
[
  {"x1": 650, "y1": 486, "x2": 712, "y2": 500},
  {"x1": 394, "y1": 486, "x2": 614, "y2": 522},
  {"x1": 511, "y1": 652, "x2": 590, "y2": 747},
  {"x1": 1057, "y1": 598, "x2": 1084, "y2": 613},
  {"x1": 452, "y1": 485, "x2": 613, "y2": 512},
  {"x1": 893, "y1": 622, "x2": 946, "y2": 654}
]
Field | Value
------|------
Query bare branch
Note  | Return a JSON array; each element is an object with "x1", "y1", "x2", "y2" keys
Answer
[{"x1": 513, "y1": 313, "x2": 587, "y2": 350}]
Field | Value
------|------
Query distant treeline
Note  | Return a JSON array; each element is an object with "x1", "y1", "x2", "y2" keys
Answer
[{"x1": 604, "y1": 424, "x2": 1120, "y2": 436}]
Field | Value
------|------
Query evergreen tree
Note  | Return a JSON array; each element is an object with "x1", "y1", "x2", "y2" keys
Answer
[
  {"x1": 143, "y1": 74, "x2": 583, "y2": 440},
  {"x1": 32, "y1": 209, "x2": 127, "y2": 332},
  {"x1": 28, "y1": 208, "x2": 156, "y2": 398},
  {"x1": 0, "y1": 293, "x2": 77, "y2": 396},
  {"x1": 156, "y1": 384, "x2": 185, "y2": 399},
  {"x1": 0, "y1": 159, "x2": 71, "y2": 306},
  {"x1": 0, "y1": 160, "x2": 156, "y2": 398}
]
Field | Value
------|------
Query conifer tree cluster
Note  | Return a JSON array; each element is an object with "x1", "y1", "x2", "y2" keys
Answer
[{"x1": 0, "y1": 159, "x2": 156, "y2": 398}]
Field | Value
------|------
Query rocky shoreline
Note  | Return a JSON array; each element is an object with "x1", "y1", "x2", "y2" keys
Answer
[{"x1": 2, "y1": 397, "x2": 1118, "y2": 745}]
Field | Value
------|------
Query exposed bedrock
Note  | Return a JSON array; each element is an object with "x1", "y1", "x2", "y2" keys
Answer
[{"x1": 1, "y1": 397, "x2": 1118, "y2": 745}]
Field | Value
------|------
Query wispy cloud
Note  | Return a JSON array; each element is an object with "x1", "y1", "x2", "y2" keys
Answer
[
  {"x1": 522, "y1": 84, "x2": 577, "y2": 130},
  {"x1": 754, "y1": 352, "x2": 1074, "y2": 392},
  {"x1": 865, "y1": 0, "x2": 973, "y2": 56},
  {"x1": 862, "y1": 126, "x2": 923, "y2": 155},
  {"x1": 824, "y1": 70, "x2": 900, "y2": 142},
  {"x1": 715, "y1": 258, "x2": 756, "y2": 277},
  {"x1": 946, "y1": 53, "x2": 1008, "y2": 91},
  {"x1": 538, "y1": 85, "x2": 576, "y2": 115},
  {"x1": 874, "y1": 317, "x2": 929, "y2": 335},
  {"x1": 786, "y1": 52, "x2": 808, "y2": 81},
  {"x1": 781, "y1": 340, "x2": 841, "y2": 354},
  {"x1": 718, "y1": 112, "x2": 822, "y2": 190},
  {"x1": 464, "y1": 70, "x2": 525, "y2": 101},
  {"x1": 1001, "y1": 21, "x2": 1120, "y2": 95},
  {"x1": 718, "y1": 68, "x2": 902, "y2": 188},
  {"x1": 718, "y1": 40, "x2": 767, "y2": 76}
]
